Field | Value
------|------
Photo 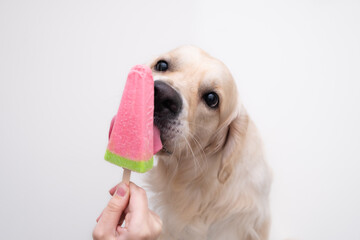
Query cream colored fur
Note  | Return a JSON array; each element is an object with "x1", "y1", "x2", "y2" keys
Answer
[{"x1": 147, "y1": 46, "x2": 272, "y2": 240}]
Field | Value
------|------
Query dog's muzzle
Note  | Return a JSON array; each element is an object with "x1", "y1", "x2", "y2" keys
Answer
[
  {"x1": 154, "y1": 81, "x2": 183, "y2": 142},
  {"x1": 154, "y1": 80, "x2": 182, "y2": 120}
]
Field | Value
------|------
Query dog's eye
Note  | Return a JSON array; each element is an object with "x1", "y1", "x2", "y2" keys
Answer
[
  {"x1": 203, "y1": 92, "x2": 219, "y2": 109},
  {"x1": 155, "y1": 60, "x2": 168, "y2": 72}
]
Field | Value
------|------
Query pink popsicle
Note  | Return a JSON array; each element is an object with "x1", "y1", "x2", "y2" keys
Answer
[
  {"x1": 104, "y1": 65, "x2": 162, "y2": 173},
  {"x1": 108, "y1": 116, "x2": 162, "y2": 154}
]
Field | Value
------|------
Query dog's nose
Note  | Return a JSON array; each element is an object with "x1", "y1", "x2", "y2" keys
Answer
[{"x1": 154, "y1": 81, "x2": 182, "y2": 116}]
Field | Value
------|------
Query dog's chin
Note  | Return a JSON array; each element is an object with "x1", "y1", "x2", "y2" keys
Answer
[
  {"x1": 156, "y1": 146, "x2": 173, "y2": 156},
  {"x1": 154, "y1": 117, "x2": 184, "y2": 156},
  {"x1": 156, "y1": 133, "x2": 177, "y2": 156},
  {"x1": 155, "y1": 129, "x2": 186, "y2": 157}
]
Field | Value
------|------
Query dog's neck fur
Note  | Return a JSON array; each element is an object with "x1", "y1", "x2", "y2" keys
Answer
[
  {"x1": 147, "y1": 111, "x2": 271, "y2": 239},
  {"x1": 148, "y1": 152, "x2": 225, "y2": 238}
]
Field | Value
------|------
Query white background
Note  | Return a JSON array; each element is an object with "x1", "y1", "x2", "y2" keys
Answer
[{"x1": 1, "y1": 0, "x2": 359, "y2": 239}]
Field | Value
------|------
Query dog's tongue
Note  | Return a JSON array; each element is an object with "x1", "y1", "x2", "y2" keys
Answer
[
  {"x1": 153, "y1": 125, "x2": 162, "y2": 154},
  {"x1": 108, "y1": 116, "x2": 162, "y2": 154}
]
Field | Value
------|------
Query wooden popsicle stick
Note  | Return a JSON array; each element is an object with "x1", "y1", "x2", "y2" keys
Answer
[{"x1": 122, "y1": 168, "x2": 131, "y2": 184}]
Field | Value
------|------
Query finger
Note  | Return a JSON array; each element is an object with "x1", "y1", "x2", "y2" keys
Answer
[
  {"x1": 151, "y1": 211, "x2": 163, "y2": 229},
  {"x1": 116, "y1": 225, "x2": 129, "y2": 240},
  {"x1": 96, "y1": 210, "x2": 103, "y2": 222},
  {"x1": 116, "y1": 213, "x2": 132, "y2": 240},
  {"x1": 109, "y1": 184, "x2": 117, "y2": 196},
  {"x1": 149, "y1": 211, "x2": 163, "y2": 237},
  {"x1": 128, "y1": 182, "x2": 149, "y2": 220},
  {"x1": 118, "y1": 205, "x2": 129, "y2": 226},
  {"x1": 97, "y1": 183, "x2": 120, "y2": 222},
  {"x1": 118, "y1": 213, "x2": 125, "y2": 226},
  {"x1": 97, "y1": 183, "x2": 130, "y2": 232}
]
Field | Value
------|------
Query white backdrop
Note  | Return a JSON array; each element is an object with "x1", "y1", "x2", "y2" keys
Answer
[{"x1": 1, "y1": 0, "x2": 360, "y2": 239}]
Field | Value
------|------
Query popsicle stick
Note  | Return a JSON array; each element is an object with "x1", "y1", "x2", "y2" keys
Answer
[{"x1": 122, "y1": 168, "x2": 131, "y2": 184}]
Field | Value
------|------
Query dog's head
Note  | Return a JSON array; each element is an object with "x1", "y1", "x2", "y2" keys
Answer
[{"x1": 150, "y1": 46, "x2": 248, "y2": 183}]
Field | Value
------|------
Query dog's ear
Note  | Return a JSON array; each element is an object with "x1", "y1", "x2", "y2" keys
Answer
[{"x1": 217, "y1": 111, "x2": 249, "y2": 184}]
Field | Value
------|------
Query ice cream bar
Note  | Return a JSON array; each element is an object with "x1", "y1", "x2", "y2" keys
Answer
[
  {"x1": 104, "y1": 65, "x2": 162, "y2": 173},
  {"x1": 108, "y1": 116, "x2": 162, "y2": 155}
]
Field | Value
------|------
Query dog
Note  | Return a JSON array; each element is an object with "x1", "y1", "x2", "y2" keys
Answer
[{"x1": 147, "y1": 46, "x2": 272, "y2": 240}]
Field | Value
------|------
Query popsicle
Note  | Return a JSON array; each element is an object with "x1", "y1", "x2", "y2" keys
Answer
[
  {"x1": 104, "y1": 65, "x2": 162, "y2": 182},
  {"x1": 108, "y1": 116, "x2": 162, "y2": 154}
]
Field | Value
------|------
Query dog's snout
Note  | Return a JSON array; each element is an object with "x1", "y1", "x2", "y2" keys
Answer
[{"x1": 154, "y1": 81, "x2": 182, "y2": 116}]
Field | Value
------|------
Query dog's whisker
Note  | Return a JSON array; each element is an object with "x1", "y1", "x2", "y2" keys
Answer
[
  {"x1": 184, "y1": 133, "x2": 207, "y2": 174},
  {"x1": 187, "y1": 132, "x2": 205, "y2": 154},
  {"x1": 181, "y1": 133, "x2": 202, "y2": 173},
  {"x1": 168, "y1": 140, "x2": 179, "y2": 182},
  {"x1": 186, "y1": 131, "x2": 208, "y2": 172}
]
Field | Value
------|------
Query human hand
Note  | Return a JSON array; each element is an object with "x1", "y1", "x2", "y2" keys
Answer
[{"x1": 93, "y1": 182, "x2": 162, "y2": 240}]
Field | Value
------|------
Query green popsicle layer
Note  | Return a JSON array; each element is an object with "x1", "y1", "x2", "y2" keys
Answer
[{"x1": 104, "y1": 149, "x2": 153, "y2": 173}]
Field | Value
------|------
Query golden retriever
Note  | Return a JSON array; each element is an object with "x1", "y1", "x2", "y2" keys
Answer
[{"x1": 147, "y1": 46, "x2": 272, "y2": 240}]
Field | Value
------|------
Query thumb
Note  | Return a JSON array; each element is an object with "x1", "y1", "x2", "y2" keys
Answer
[{"x1": 97, "y1": 183, "x2": 130, "y2": 229}]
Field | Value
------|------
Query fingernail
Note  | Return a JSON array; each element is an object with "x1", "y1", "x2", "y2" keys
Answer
[
  {"x1": 115, "y1": 183, "x2": 128, "y2": 197},
  {"x1": 96, "y1": 212, "x2": 103, "y2": 222},
  {"x1": 109, "y1": 185, "x2": 117, "y2": 195}
]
